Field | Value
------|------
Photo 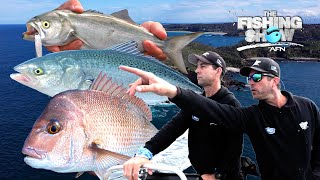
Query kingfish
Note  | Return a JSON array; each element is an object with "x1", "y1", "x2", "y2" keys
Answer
[
  {"x1": 22, "y1": 72, "x2": 158, "y2": 179},
  {"x1": 23, "y1": 9, "x2": 203, "y2": 74},
  {"x1": 10, "y1": 41, "x2": 203, "y2": 105}
]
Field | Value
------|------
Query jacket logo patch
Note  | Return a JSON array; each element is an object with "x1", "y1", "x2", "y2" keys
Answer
[
  {"x1": 192, "y1": 115, "x2": 199, "y2": 121},
  {"x1": 265, "y1": 127, "x2": 276, "y2": 134},
  {"x1": 299, "y1": 121, "x2": 309, "y2": 130}
]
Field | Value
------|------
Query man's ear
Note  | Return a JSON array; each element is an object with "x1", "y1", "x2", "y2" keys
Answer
[
  {"x1": 217, "y1": 67, "x2": 223, "y2": 75},
  {"x1": 273, "y1": 77, "x2": 280, "y2": 88}
]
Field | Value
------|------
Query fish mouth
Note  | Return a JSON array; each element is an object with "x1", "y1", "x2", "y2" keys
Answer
[
  {"x1": 22, "y1": 147, "x2": 46, "y2": 159},
  {"x1": 23, "y1": 23, "x2": 39, "y2": 41},
  {"x1": 10, "y1": 73, "x2": 33, "y2": 86},
  {"x1": 10, "y1": 64, "x2": 37, "y2": 86}
]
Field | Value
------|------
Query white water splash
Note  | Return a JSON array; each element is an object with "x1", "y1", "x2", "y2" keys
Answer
[{"x1": 152, "y1": 129, "x2": 191, "y2": 171}]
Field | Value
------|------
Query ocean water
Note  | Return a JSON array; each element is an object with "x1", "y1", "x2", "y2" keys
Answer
[
  {"x1": 0, "y1": 24, "x2": 319, "y2": 179},
  {"x1": 167, "y1": 31, "x2": 244, "y2": 47}
]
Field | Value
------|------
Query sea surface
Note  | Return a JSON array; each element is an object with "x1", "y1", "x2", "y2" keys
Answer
[
  {"x1": 0, "y1": 25, "x2": 319, "y2": 179},
  {"x1": 168, "y1": 31, "x2": 244, "y2": 47}
]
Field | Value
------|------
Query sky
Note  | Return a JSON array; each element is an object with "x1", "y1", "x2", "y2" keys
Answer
[{"x1": 1, "y1": 0, "x2": 320, "y2": 24}]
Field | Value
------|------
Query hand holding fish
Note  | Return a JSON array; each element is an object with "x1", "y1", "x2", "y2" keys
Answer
[
  {"x1": 123, "y1": 157, "x2": 153, "y2": 180},
  {"x1": 140, "y1": 21, "x2": 167, "y2": 60},
  {"x1": 45, "y1": 0, "x2": 84, "y2": 52},
  {"x1": 46, "y1": 0, "x2": 167, "y2": 61},
  {"x1": 57, "y1": 0, "x2": 84, "y2": 13},
  {"x1": 119, "y1": 66, "x2": 178, "y2": 99}
]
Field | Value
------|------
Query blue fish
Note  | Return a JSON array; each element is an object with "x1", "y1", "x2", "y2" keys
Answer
[{"x1": 10, "y1": 41, "x2": 202, "y2": 105}]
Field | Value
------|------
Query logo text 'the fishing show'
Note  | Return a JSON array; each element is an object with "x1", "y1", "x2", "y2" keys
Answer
[{"x1": 237, "y1": 10, "x2": 304, "y2": 52}]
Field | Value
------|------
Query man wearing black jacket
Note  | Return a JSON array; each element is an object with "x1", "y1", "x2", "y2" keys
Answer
[
  {"x1": 123, "y1": 51, "x2": 243, "y2": 180},
  {"x1": 121, "y1": 57, "x2": 320, "y2": 180}
]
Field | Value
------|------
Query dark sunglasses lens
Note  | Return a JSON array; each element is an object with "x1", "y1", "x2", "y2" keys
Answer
[
  {"x1": 247, "y1": 74, "x2": 262, "y2": 82},
  {"x1": 253, "y1": 74, "x2": 262, "y2": 82}
]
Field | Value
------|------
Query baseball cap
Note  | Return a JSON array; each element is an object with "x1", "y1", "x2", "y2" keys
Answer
[
  {"x1": 240, "y1": 57, "x2": 280, "y2": 77},
  {"x1": 188, "y1": 51, "x2": 226, "y2": 74}
]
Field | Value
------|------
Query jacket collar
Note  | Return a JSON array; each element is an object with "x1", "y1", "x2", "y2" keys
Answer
[
  {"x1": 203, "y1": 86, "x2": 231, "y2": 101},
  {"x1": 258, "y1": 90, "x2": 295, "y2": 108}
]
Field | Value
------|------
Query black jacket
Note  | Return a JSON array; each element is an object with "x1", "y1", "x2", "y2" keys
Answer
[
  {"x1": 171, "y1": 88, "x2": 320, "y2": 180},
  {"x1": 145, "y1": 86, "x2": 243, "y2": 178}
]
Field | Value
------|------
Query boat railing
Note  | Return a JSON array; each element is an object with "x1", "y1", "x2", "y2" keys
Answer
[{"x1": 104, "y1": 163, "x2": 187, "y2": 180}]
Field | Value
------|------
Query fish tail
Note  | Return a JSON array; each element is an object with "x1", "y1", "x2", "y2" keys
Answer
[{"x1": 163, "y1": 32, "x2": 203, "y2": 74}]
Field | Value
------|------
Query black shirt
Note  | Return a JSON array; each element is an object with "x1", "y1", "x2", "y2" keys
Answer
[
  {"x1": 144, "y1": 86, "x2": 243, "y2": 178},
  {"x1": 171, "y1": 88, "x2": 320, "y2": 180}
]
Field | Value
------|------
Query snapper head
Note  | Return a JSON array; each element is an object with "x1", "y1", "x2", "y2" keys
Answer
[
  {"x1": 10, "y1": 53, "x2": 85, "y2": 97},
  {"x1": 22, "y1": 92, "x2": 87, "y2": 172}
]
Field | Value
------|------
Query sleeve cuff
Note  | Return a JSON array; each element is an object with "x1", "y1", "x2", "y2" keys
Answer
[
  {"x1": 169, "y1": 86, "x2": 182, "y2": 102},
  {"x1": 134, "y1": 147, "x2": 153, "y2": 160}
]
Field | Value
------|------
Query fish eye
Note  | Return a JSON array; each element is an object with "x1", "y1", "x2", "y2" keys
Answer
[
  {"x1": 47, "y1": 119, "x2": 61, "y2": 134},
  {"x1": 42, "y1": 21, "x2": 50, "y2": 29},
  {"x1": 34, "y1": 68, "x2": 44, "y2": 75}
]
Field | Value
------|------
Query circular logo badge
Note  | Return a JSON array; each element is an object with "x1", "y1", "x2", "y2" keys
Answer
[{"x1": 265, "y1": 27, "x2": 282, "y2": 43}]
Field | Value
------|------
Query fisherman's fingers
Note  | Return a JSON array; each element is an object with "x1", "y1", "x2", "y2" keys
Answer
[
  {"x1": 147, "y1": 168, "x2": 153, "y2": 175},
  {"x1": 45, "y1": 40, "x2": 83, "y2": 52},
  {"x1": 45, "y1": 46, "x2": 60, "y2": 52},
  {"x1": 132, "y1": 162, "x2": 143, "y2": 180},
  {"x1": 123, "y1": 158, "x2": 145, "y2": 180},
  {"x1": 136, "y1": 84, "x2": 163, "y2": 95},
  {"x1": 59, "y1": 39, "x2": 84, "y2": 51},
  {"x1": 143, "y1": 40, "x2": 167, "y2": 61},
  {"x1": 128, "y1": 78, "x2": 143, "y2": 96},
  {"x1": 141, "y1": 21, "x2": 167, "y2": 40},
  {"x1": 58, "y1": 0, "x2": 84, "y2": 13},
  {"x1": 123, "y1": 160, "x2": 135, "y2": 179},
  {"x1": 119, "y1": 66, "x2": 155, "y2": 84},
  {"x1": 201, "y1": 174, "x2": 218, "y2": 180}
]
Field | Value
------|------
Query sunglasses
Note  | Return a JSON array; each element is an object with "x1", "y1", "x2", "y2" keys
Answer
[{"x1": 247, "y1": 73, "x2": 275, "y2": 83}]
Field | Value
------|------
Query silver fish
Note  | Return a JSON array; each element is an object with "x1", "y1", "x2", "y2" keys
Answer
[
  {"x1": 22, "y1": 72, "x2": 158, "y2": 179},
  {"x1": 23, "y1": 9, "x2": 203, "y2": 74},
  {"x1": 10, "y1": 41, "x2": 203, "y2": 105}
]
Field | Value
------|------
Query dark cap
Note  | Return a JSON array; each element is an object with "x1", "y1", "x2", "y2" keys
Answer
[
  {"x1": 240, "y1": 57, "x2": 280, "y2": 77},
  {"x1": 188, "y1": 51, "x2": 226, "y2": 74}
]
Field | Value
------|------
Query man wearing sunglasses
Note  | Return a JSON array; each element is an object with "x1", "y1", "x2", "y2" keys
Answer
[
  {"x1": 123, "y1": 51, "x2": 243, "y2": 180},
  {"x1": 120, "y1": 57, "x2": 320, "y2": 180}
]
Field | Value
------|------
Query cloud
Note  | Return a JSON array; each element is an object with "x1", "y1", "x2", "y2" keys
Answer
[
  {"x1": 0, "y1": 0, "x2": 60, "y2": 24},
  {"x1": 129, "y1": 1, "x2": 252, "y2": 23},
  {"x1": 280, "y1": 6, "x2": 320, "y2": 17}
]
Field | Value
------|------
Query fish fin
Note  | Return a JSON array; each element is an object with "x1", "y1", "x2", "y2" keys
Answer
[
  {"x1": 90, "y1": 141, "x2": 131, "y2": 161},
  {"x1": 71, "y1": 31, "x2": 93, "y2": 48},
  {"x1": 82, "y1": 9, "x2": 136, "y2": 25},
  {"x1": 83, "y1": 79, "x2": 94, "y2": 87},
  {"x1": 106, "y1": 41, "x2": 143, "y2": 56},
  {"x1": 90, "y1": 142, "x2": 130, "y2": 178},
  {"x1": 163, "y1": 32, "x2": 204, "y2": 74},
  {"x1": 94, "y1": 169, "x2": 124, "y2": 180},
  {"x1": 75, "y1": 172, "x2": 84, "y2": 178},
  {"x1": 84, "y1": 9, "x2": 104, "y2": 14},
  {"x1": 111, "y1": 9, "x2": 137, "y2": 25},
  {"x1": 90, "y1": 71, "x2": 152, "y2": 121},
  {"x1": 92, "y1": 139, "x2": 104, "y2": 149},
  {"x1": 106, "y1": 41, "x2": 160, "y2": 68}
]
